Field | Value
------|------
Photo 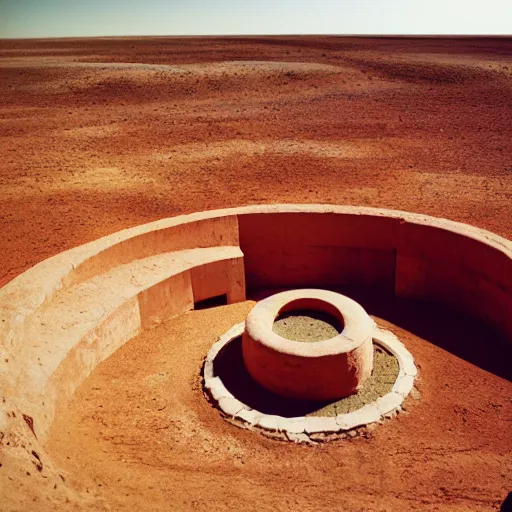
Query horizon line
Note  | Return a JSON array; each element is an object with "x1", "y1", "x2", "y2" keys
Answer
[{"x1": 2, "y1": 33, "x2": 512, "y2": 41}]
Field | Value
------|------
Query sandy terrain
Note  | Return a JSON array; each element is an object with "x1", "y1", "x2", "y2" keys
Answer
[
  {"x1": 0, "y1": 36, "x2": 511, "y2": 511},
  {"x1": 46, "y1": 297, "x2": 512, "y2": 512}
]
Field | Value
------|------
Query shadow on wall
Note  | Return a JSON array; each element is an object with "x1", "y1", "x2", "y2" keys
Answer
[
  {"x1": 501, "y1": 492, "x2": 512, "y2": 512},
  {"x1": 248, "y1": 286, "x2": 512, "y2": 383}
]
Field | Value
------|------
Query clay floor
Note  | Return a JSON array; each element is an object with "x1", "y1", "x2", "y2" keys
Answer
[{"x1": 1, "y1": 36, "x2": 511, "y2": 511}]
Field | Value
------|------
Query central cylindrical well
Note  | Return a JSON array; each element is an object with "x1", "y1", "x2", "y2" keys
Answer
[{"x1": 242, "y1": 289, "x2": 374, "y2": 401}]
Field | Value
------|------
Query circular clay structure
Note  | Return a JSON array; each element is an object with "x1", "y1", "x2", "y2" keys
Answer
[
  {"x1": 242, "y1": 289, "x2": 374, "y2": 401},
  {"x1": 1, "y1": 204, "x2": 510, "y2": 510},
  {"x1": 204, "y1": 321, "x2": 417, "y2": 442}
]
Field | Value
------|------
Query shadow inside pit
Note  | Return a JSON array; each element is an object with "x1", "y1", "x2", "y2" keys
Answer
[
  {"x1": 249, "y1": 287, "x2": 512, "y2": 383},
  {"x1": 213, "y1": 336, "x2": 334, "y2": 417},
  {"x1": 501, "y1": 492, "x2": 512, "y2": 512}
]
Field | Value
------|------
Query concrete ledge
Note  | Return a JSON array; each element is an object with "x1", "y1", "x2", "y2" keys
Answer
[
  {"x1": 2, "y1": 245, "x2": 246, "y2": 440},
  {"x1": 204, "y1": 321, "x2": 417, "y2": 442}
]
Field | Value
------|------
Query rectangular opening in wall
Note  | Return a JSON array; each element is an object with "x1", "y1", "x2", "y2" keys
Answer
[{"x1": 194, "y1": 294, "x2": 228, "y2": 310}]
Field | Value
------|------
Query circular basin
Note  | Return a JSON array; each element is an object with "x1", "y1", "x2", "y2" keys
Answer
[{"x1": 242, "y1": 289, "x2": 374, "y2": 401}]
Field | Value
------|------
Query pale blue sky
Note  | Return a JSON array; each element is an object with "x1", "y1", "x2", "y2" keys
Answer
[{"x1": 1, "y1": 0, "x2": 511, "y2": 39}]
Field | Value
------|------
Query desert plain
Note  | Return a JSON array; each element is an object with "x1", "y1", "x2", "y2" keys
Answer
[{"x1": 0, "y1": 36, "x2": 511, "y2": 511}]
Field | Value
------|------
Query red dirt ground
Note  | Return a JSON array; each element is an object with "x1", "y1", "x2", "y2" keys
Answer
[
  {"x1": 1, "y1": 36, "x2": 511, "y2": 511},
  {"x1": 46, "y1": 297, "x2": 512, "y2": 512}
]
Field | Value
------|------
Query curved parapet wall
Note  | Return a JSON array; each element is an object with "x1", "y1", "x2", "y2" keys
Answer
[
  {"x1": 235, "y1": 205, "x2": 511, "y2": 339},
  {"x1": 0, "y1": 204, "x2": 511, "y2": 482}
]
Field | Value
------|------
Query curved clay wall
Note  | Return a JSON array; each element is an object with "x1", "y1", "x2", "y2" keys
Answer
[
  {"x1": 239, "y1": 206, "x2": 511, "y2": 338},
  {"x1": 0, "y1": 204, "x2": 510, "y2": 479}
]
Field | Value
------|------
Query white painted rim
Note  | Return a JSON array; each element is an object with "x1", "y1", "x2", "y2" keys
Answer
[{"x1": 204, "y1": 322, "x2": 417, "y2": 440}]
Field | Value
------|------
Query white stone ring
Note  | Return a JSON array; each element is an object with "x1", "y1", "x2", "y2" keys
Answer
[{"x1": 203, "y1": 320, "x2": 417, "y2": 441}]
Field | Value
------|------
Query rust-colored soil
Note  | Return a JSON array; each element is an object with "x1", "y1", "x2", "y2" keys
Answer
[
  {"x1": 1, "y1": 36, "x2": 511, "y2": 511},
  {"x1": 46, "y1": 296, "x2": 511, "y2": 512}
]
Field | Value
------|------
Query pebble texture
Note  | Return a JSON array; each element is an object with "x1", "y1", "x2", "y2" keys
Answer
[{"x1": 273, "y1": 309, "x2": 341, "y2": 342}]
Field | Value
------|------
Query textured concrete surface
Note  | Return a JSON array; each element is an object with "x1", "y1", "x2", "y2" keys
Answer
[{"x1": 273, "y1": 310, "x2": 341, "y2": 342}]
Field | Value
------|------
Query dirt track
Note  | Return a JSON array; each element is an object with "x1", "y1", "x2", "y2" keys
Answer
[{"x1": 1, "y1": 36, "x2": 511, "y2": 511}]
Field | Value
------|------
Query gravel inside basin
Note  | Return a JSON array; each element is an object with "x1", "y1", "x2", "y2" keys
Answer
[
  {"x1": 273, "y1": 309, "x2": 342, "y2": 342},
  {"x1": 309, "y1": 345, "x2": 399, "y2": 416}
]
